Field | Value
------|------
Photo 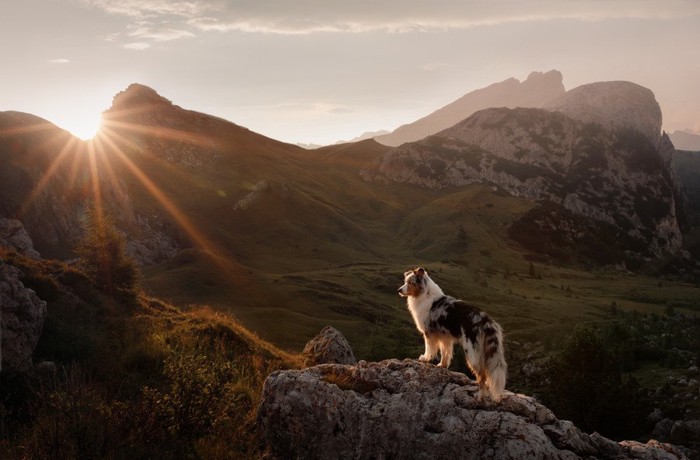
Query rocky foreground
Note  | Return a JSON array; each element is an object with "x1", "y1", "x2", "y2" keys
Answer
[{"x1": 257, "y1": 328, "x2": 690, "y2": 460}]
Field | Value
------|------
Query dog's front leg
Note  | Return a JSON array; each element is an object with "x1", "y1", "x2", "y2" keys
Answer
[{"x1": 419, "y1": 333, "x2": 438, "y2": 362}]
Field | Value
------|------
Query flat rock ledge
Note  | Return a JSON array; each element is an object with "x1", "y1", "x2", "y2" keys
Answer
[{"x1": 258, "y1": 359, "x2": 688, "y2": 460}]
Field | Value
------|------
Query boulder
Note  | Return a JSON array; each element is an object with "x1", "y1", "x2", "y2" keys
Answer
[
  {"x1": 258, "y1": 358, "x2": 687, "y2": 459},
  {"x1": 0, "y1": 217, "x2": 41, "y2": 259},
  {"x1": 0, "y1": 262, "x2": 47, "y2": 372},
  {"x1": 302, "y1": 326, "x2": 356, "y2": 366},
  {"x1": 670, "y1": 420, "x2": 700, "y2": 445}
]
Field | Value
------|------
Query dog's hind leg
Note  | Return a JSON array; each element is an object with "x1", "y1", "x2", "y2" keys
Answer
[{"x1": 437, "y1": 337, "x2": 454, "y2": 368}]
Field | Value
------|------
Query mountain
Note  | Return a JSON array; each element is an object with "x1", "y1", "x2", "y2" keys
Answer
[
  {"x1": 670, "y1": 130, "x2": 700, "y2": 151},
  {"x1": 545, "y1": 80, "x2": 663, "y2": 147},
  {"x1": 374, "y1": 70, "x2": 565, "y2": 147},
  {"x1": 363, "y1": 81, "x2": 683, "y2": 265},
  {"x1": 337, "y1": 129, "x2": 390, "y2": 145},
  {"x1": 2, "y1": 81, "x2": 698, "y2": 356}
]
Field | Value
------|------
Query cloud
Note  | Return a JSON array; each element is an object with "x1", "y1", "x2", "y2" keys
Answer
[
  {"x1": 48, "y1": 58, "x2": 71, "y2": 64},
  {"x1": 128, "y1": 26, "x2": 195, "y2": 41},
  {"x1": 80, "y1": 0, "x2": 206, "y2": 19},
  {"x1": 82, "y1": 0, "x2": 700, "y2": 38},
  {"x1": 123, "y1": 42, "x2": 151, "y2": 50},
  {"x1": 186, "y1": 0, "x2": 700, "y2": 35}
]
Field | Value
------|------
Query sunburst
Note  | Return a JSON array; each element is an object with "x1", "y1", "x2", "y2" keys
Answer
[{"x1": 5, "y1": 106, "x2": 246, "y2": 283}]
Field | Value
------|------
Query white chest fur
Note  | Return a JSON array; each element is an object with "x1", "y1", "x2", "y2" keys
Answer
[{"x1": 407, "y1": 296, "x2": 433, "y2": 333}]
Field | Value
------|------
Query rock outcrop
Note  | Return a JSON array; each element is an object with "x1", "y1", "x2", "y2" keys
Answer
[
  {"x1": 375, "y1": 70, "x2": 565, "y2": 147},
  {"x1": 0, "y1": 217, "x2": 40, "y2": 259},
  {"x1": 302, "y1": 326, "x2": 356, "y2": 366},
  {"x1": 258, "y1": 358, "x2": 688, "y2": 459},
  {"x1": 0, "y1": 262, "x2": 47, "y2": 372}
]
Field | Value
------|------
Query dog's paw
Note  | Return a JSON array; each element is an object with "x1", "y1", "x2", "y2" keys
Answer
[{"x1": 418, "y1": 354, "x2": 430, "y2": 362}]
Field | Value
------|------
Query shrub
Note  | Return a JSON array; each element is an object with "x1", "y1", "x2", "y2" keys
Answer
[{"x1": 544, "y1": 328, "x2": 649, "y2": 440}]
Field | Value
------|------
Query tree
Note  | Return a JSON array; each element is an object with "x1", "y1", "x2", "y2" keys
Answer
[
  {"x1": 75, "y1": 206, "x2": 139, "y2": 297},
  {"x1": 544, "y1": 328, "x2": 649, "y2": 440}
]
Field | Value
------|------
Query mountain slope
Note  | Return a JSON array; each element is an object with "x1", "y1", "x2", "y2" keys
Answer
[
  {"x1": 363, "y1": 86, "x2": 682, "y2": 263},
  {"x1": 374, "y1": 70, "x2": 565, "y2": 147}
]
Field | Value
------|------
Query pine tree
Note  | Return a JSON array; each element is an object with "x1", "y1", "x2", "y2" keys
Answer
[{"x1": 75, "y1": 206, "x2": 139, "y2": 297}]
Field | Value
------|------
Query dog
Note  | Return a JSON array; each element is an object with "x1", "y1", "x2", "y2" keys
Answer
[{"x1": 398, "y1": 267, "x2": 507, "y2": 402}]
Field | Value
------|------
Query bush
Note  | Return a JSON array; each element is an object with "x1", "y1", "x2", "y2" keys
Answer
[{"x1": 544, "y1": 328, "x2": 649, "y2": 440}]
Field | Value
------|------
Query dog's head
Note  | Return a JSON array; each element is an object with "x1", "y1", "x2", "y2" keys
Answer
[{"x1": 398, "y1": 267, "x2": 428, "y2": 297}]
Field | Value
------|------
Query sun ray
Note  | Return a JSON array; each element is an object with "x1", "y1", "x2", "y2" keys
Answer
[
  {"x1": 90, "y1": 136, "x2": 131, "y2": 210},
  {"x1": 86, "y1": 136, "x2": 105, "y2": 223},
  {"x1": 97, "y1": 128, "x2": 245, "y2": 278},
  {"x1": 18, "y1": 136, "x2": 81, "y2": 218},
  {"x1": 101, "y1": 118, "x2": 219, "y2": 150}
]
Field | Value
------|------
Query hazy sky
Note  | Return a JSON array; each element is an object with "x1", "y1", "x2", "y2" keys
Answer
[{"x1": 1, "y1": 0, "x2": 699, "y2": 144}]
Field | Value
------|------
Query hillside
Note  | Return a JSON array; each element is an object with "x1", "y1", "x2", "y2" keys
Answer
[
  {"x1": 0, "y1": 247, "x2": 297, "y2": 458},
  {"x1": 374, "y1": 70, "x2": 565, "y2": 147}
]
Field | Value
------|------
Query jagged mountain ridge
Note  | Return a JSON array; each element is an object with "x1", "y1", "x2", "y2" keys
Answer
[
  {"x1": 363, "y1": 81, "x2": 684, "y2": 263},
  {"x1": 374, "y1": 70, "x2": 566, "y2": 147}
]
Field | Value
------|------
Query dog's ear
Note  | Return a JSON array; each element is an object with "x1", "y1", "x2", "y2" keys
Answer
[{"x1": 415, "y1": 267, "x2": 426, "y2": 277}]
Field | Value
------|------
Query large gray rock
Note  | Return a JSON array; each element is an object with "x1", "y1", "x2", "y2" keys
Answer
[
  {"x1": 258, "y1": 359, "x2": 687, "y2": 459},
  {"x1": 302, "y1": 326, "x2": 356, "y2": 366},
  {"x1": 670, "y1": 420, "x2": 700, "y2": 446},
  {"x1": 0, "y1": 262, "x2": 47, "y2": 372},
  {"x1": 0, "y1": 217, "x2": 40, "y2": 259}
]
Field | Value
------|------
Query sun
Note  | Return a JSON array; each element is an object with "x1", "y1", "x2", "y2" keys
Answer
[{"x1": 55, "y1": 111, "x2": 103, "y2": 140}]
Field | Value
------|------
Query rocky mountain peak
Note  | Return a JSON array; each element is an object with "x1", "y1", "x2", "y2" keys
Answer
[
  {"x1": 546, "y1": 81, "x2": 662, "y2": 146},
  {"x1": 374, "y1": 70, "x2": 566, "y2": 147},
  {"x1": 108, "y1": 83, "x2": 174, "y2": 112}
]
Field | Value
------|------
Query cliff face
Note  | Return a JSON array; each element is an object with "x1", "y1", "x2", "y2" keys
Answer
[
  {"x1": 362, "y1": 82, "x2": 683, "y2": 260},
  {"x1": 0, "y1": 262, "x2": 47, "y2": 372},
  {"x1": 545, "y1": 81, "x2": 663, "y2": 147},
  {"x1": 258, "y1": 358, "x2": 688, "y2": 459},
  {"x1": 375, "y1": 70, "x2": 566, "y2": 147}
]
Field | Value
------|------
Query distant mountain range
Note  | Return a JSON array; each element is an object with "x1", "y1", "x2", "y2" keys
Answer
[
  {"x1": 374, "y1": 70, "x2": 565, "y2": 146},
  {"x1": 2, "y1": 74, "x2": 699, "y2": 350},
  {"x1": 669, "y1": 130, "x2": 700, "y2": 151}
]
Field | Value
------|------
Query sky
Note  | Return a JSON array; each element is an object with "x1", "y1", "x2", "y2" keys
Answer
[{"x1": 1, "y1": 0, "x2": 699, "y2": 145}]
